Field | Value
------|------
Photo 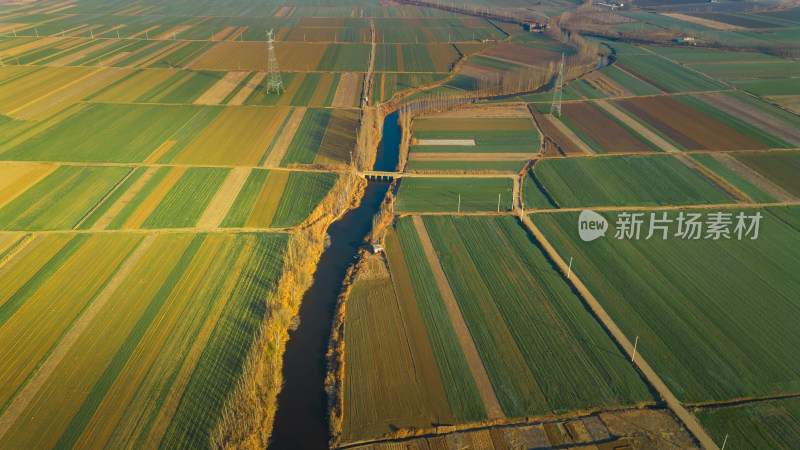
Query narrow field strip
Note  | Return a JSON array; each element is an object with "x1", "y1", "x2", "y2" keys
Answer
[
  {"x1": 246, "y1": 170, "x2": 290, "y2": 228},
  {"x1": 594, "y1": 100, "x2": 680, "y2": 153},
  {"x1": 91, "y1": 167, "x2": 159, "y2": 231},
  {"x1": 0, "y1": 234, "x2": 154, "y2": 441},
  {"x1": 409, "y1": 153, "x2": 530, "y2": 161},
  {"x1": 411, "y1": 216, "x2": 504, "y2": 420},
  {"x1": 196, "y1": 167, "x2": 251, "y2": 229},
  {"x1": 193, "y1": 71, "x2": 249, "y2": 105},
  {"x1": 121, "y1": 167, "x2": 186, "y2": 230},
  {"x1": 144, "y1": 141, "x2": 178, "y2": 164},
  {"x1": 416, "y1": 139, "x2": 476, "y2": 146},
  {"x1": 0, "y1": 164, "x2": 56, "y2": 211},
  {"x1": 228, "y1": 72, "x2": 266, "y2": 105},
  {"x1": 265, "y1": 107, "x2": 306, "y2": 167}
]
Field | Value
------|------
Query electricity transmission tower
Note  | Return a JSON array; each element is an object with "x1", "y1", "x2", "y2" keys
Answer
[
  {"x1": 549, "y1": 53, "x2": 565, "y2": 116},
  {"x1": 266, "y1": 29, "x2": 284, "y2": 94}
]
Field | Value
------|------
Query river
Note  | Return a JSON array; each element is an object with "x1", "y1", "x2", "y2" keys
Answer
[{"x1": 268, "y1": 112, "x2": 399, "y2": 449}]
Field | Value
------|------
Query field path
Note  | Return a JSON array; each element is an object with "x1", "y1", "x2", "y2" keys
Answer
[
  {"x1": 91, "y1": 167, "x2": 160, "y2": 230},
  {"x1": 543, "y1": 115, "x2": 596, "y2": 155},
  {"x1": 264, "y1": 107, "x2": 306, "y2": 167},
  {"x1": 711, "y1": 153, "x2": 799, "y2": 202},
  {"x1": 196, "y1": 167, "x2": 252, "y2": 229},
  {"x1": 411, "y1": 216, "x2": 505, "y2": 420},
  {"x1": 0, "y1": 235, "x2": 157, "y2": 441},
  {"x1": 519, "y1": 215, "x2": 719, "y2": 450}
]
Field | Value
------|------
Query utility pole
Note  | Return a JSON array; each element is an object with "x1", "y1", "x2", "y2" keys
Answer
[
  {"x1": 567, "y1": 256, "x2": 573, "y2": 279},
  {"x1": 631, "y1": 335, "x2": 639, "y2": 362},
  {"x1": 457, "y1": 194, "x2": 461, "y2": 213},
  {"x1": 497, "y1": 193, "x2": 501, "y2": 212},
  {"x1": 721, "y1": 434, "x2": 728, "y2": 450}
]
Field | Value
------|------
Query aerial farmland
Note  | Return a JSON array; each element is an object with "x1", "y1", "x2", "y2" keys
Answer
[{"x1": 0, "y1": 0, "x2": 798, "y2": 448}]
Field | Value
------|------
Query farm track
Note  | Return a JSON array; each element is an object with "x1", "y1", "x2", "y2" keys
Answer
[
  {"x1": 0, "y1": 235, "x2": 157, "y2": 441},
  {"x1": 411, "y1": 216, "x2": 505, "y2": 420},
  {"x1": 518, "y1": 216, "x2": 719, "y2": 450}
]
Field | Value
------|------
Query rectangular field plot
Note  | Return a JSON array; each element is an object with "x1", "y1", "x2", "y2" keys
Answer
[
  {"x1": 412, "y1": 117, "x2": 540, "y2": 154},
  {"x1": 421, "y1": 215, "x2": 652, "y2": 416},
  {"x1": 558, "y1": 102, "x2": 660, "y2": 154},
  {"x1": 170, "y1": 106, "x2": 291, "y2": 166},
  {"x1": 372, "y1": 73, "x2": 448, "y2": 104},
  {"x1": 532, "y1": 155, "x2": 733, "y2": 208},
  {"x1": 0, "y1": 165, "x2": 131, "y2": 231},
  {"x1": 733, "y1": 151, "x2": 800, "y2": 198},
  {"x1": 0, "y1": 232, "x2": 288, "y2": 449},
  {"x1": 1, "y1": 103, "x2": 221, "y2": 163},
  {"x1": 531, "y1": 207, "x2": 800, "y2": 403},
  {"x1": 281, "y1": 108, "x2": 358, "y2": 166},
  {"x1": 187, "y1": 41, "x2": 328, "y2": 72},
  {"x1": 140, "y1": 167, "x2": 230, "y2": 229},
  {"x1": 613, "y1": 96, "x2": 770, "y2": 151},
  {"x1": 395, "y1": 177, "x2": 513, "y2": 212},
  {"x1": 221, "y1": 169, "x2": 338, "y2": 228},
  {"x1": 696, "y1": 397, "x2": 800, "y2": 449},
  {"x1": 614, "y1": 53, "x2": 728, "y2": 93}
]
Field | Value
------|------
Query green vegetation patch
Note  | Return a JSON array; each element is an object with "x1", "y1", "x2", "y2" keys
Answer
[
  {"x1": 534, "y1": 155, "x2": 732, "y2": 208},
  {"x1": 141, "y1": 167, "x2": 230, "y2": 229},
  {"x1": 531, "y1": 207, "x2": 800, "y2": 402},
  {"x1": 395, "y1": 177, "x2": 513, "y2": 212},
  {"x1": 270, "y1": 171, "x2": 338, "y2": 227}
]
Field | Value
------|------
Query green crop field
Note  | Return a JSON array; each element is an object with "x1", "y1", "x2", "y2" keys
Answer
[
  {"x1": 521, "y1": 169, "x2": 558, "y2": 210},
  {"x1": 270, "y1": 172, "x2": 338, "y2": 227},
  {"x1": 280, "y1": 108, "x2": 332, "y2": 165},
  {"x1": 1, "y1": 103, "x2": 220, "y2": 163},
  {"x1": 0, "y1": 165, "x2": 130, "y2": 231},
  {"x1": 531, "y1": 207, "x2": 800, "y2": 403},
  {"x1": 422, "y1": 215, "x2": 652, "y2": 416},
  {"x1": 600, "y1": 65, "x2": 661, "y2": 96},
  {"x1": 534, "y1": 155, "x2": 732, "y2": 208},
  {"x1": 412, "y1": 118, "x2": 540, "y2": 154},
  {"x1": 406, "y1": 160, "x2": 526, "y2": 173},
  {"x1": 615, "y1": 54, "x2": 728, "y2": 93},
  {"x1": 394, "y1": 217, "x2": 486, "y2": 422},
  {"x1": 0, "y1": 232, "x2": 289, "y2": 448},
  {"x1": 696, "y1": 397, "x2": 800, "y2": 449},
  {"x1": 690, "y1": 154, "x2": 777, "y2": 203},
  {"x1": 317, "y1": 44, "x2": 370, "y2": 71},
  {"x1": 140, "y1": 167, "x2": 229, "y2": 229},
  {"x1": 730, "y1": 78, "x2": 800, "y2": 97},
  {"x1": 734, "y1": 151, "x2": 800, "y2": 198},
  {"x1": 395, "y1": 177, "x2": 513, "y2": 212}
]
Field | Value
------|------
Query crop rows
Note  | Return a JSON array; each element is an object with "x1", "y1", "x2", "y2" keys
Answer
[
  {"x1": 422, "y1": 215, "x2": 652, "y2": 416},
  {"x1": 531, "y1": 208, "x2": 800, "y2": 402},
  {"x1": 395, "y1": 177, "x2": 514, "y2": 212}
]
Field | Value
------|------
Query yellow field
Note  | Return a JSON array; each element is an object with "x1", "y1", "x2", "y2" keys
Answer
[
  {"x1": 0, "y1": 234, "x2": 141, "y2": 416},
  {"x1": 122, "y1": 167, "x2": 186, "y2": 229},
  {"x1": 188, "y1": 41, "x2": 327, "y2": 72},
  {"x1": 276, "y1": 73, "x2": 305, "y2": 107},
  {"x1": 0, "y1": 163, "x2": 57, "y2": 210},
  {"x1": 245, "y1": 170, "x2": 290, "y2": 228},
  {"x1": 310, "y1": 73, "x2": 336, "y2": 106},
  {"x1": 0, "y1": 66, "x2": 100, "y2": 115},
  {"x1": 71, "y1": 234, "x2": 241, "y2": 448},
  {"x1": 0, "y1": 235, "x2": 71, "y2": 309},
  {"x1": 91, "y1": 69, "x2": 176, "y2": 103},
  {"x1": 172, "y1": 106, "x2": 290, "y2": 166},
  {"x1": 0, "y1": 234, "x2": 188, "y2": 449}
]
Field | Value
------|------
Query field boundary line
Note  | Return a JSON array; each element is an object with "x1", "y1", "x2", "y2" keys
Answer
[
  {"x1": 228, "y1": 72, "x2": 266, "y2": 105},
  {"x1": 194, "y1": 71, "x2": 249, "y2": 105},
  {"x1": 593, "y1": 100, "x2": 680, "y2": 153},
  {"x1": 542, "y1": 115, "x2": 596, "y2": 155},
  {"x1": 0, "y1": 235, "x2": 157, "y2": 441},
  {"x1": 411, "y1": 215, "x2": 505, "y2": 420},
  {"x1": 90, "y1": 167, "x2": 159, "y2": 230},
  {"x1": 196, "y1": 166, "x2": 252, "y2": 229},
  {"x1": 519, "y1": 215, "x2": 718, "y2": 450}
]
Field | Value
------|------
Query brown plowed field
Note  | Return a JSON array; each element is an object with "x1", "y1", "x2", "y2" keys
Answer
[
  {"x1": 529, "y1": 107, "x2": 585, "y2": 155},
  {"x1": 482, "y1": 44, "x2": 560, "y2": 67},
  {"x1": 561, "y1": 102, "x2": 656, "y2": 153},
  {"x1": 616, "y1": 96, "x2": 768, "y2": 151}
]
